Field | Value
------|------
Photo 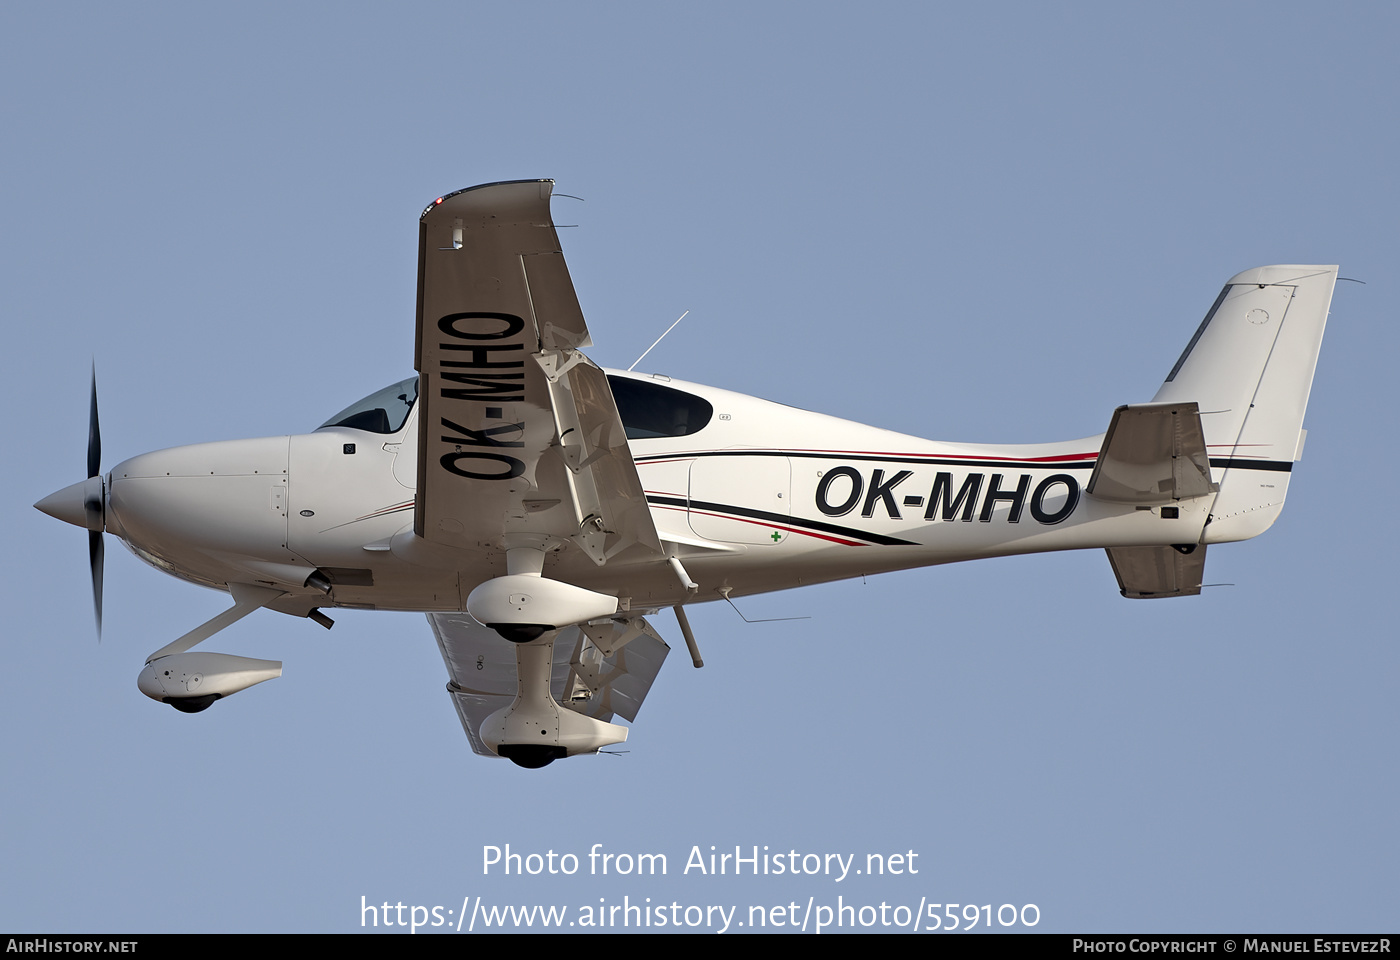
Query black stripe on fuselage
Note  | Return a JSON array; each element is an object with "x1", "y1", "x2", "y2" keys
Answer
[
  {"x1": 636, "y1": 450, "x2": 1097, "y2": 470},
  {"x1": 646, "y1": 495, "x2": 918, "y2": 546},
  {"x1": 1208, "y1": 458, "x2": 1294, "y2": 472},
  {"x1": 640, "y1": 450, "x2": 1295, "y2": 473}
]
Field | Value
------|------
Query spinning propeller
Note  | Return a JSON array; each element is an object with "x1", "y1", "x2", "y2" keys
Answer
[
  {"x1": 35, "y1": 367, "x2": 107, "y2": 637},
  {"x1": 86, "y1": 369, "x2": 103, "y2": 636}
]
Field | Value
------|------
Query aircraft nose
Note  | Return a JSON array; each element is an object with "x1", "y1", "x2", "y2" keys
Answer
[{"x1": 35, "y1": 476, "x2": 105, "y2": 531}]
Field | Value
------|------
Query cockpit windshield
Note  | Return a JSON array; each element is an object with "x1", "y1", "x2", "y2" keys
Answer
[{"x1": 319, "y1": 376, "x2": 418, "y2": 434}]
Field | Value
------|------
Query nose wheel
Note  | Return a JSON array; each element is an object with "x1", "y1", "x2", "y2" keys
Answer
[{"x1": 136, "y1": 584, "x2": 286, "y2": 711}]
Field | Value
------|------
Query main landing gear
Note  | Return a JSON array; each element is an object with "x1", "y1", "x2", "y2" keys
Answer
[{"x1": 466, "y1": 544, "x2": 629, "y2": 768}]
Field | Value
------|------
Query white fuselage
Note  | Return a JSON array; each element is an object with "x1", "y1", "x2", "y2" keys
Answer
[{"x1": 104, "y1": 369, "x2": 1204, "y2": 620}]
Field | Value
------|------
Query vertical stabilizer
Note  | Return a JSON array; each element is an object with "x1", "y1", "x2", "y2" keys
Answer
[{"x1": 1153, "y1": 265, "x2": 1337, "y2": 543}]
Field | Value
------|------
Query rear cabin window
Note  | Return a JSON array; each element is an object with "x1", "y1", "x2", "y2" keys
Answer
[{"x1": 607, "y1": 376, "x2": 713, "y2": 440}]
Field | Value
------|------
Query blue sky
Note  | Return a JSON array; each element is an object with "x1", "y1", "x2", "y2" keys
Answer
[{"x1": 3, "y1": 2, "x2": 1396, "y2": 933}]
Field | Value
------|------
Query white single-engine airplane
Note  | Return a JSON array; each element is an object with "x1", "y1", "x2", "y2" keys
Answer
[{"x1": 37, "y1": 180, "x2": 1336, "y2": 768}]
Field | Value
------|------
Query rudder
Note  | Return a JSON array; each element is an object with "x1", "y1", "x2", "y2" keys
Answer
[{"x1": 1152, "y1": 265, "x2": 1337, "y2": 543}]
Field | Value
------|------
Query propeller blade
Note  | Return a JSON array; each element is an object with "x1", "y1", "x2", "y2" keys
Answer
[
  {"x1": 89, "y1": 528, "x2": 104, "y2": 639},
  {"x1": 88, "y1": 365, "x2": 103, "y2": 638},
  {"x1": 88, "y1": 366, "x2": 101, "y2": 480}
]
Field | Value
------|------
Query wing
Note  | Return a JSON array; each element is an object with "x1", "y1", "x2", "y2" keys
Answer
[
  {"x1": 414, "y1": 180, "x2": 663, "y2": 567},
  {"x1": 429, "y1": 612, "x2": 671, "y2": 757}
]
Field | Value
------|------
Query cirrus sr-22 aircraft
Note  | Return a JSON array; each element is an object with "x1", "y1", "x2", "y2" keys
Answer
[{"x1": 36, "y1": 180, "x2": 1337, "y2": 768}]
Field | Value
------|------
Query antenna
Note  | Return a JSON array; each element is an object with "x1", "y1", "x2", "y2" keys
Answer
[
  {"x1": 718, "y1": 587, "x2": 810, "y2": 624},
  {"x1": 628, "y1": 310, "x2": 690, "y2": 372}
]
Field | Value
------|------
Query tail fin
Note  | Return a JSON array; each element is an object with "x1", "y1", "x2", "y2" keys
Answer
[{"x1": 1152, "y1": 265, "x2": 1337, "y2": 543}]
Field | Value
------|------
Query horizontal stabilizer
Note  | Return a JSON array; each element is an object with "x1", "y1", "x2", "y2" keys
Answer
[
  {"x1": 1106, "y1": 545, "x2": 1206, "y2": 599},
  {"x1": 1087, "y1": 402, "x2": 1216, "y2": 504}
]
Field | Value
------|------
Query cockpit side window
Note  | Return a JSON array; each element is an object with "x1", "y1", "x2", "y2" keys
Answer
[
  {"x1": 319, "y1": 376, "x2": 419, "y2": 434},
  {"x1": 607, "y1": 376, "x2": 713, "y2": 440}
]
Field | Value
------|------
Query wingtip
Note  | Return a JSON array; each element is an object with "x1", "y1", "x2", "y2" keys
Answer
[{"x1": 419, "y1": 179, "x2": 557, "y2": 221}]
